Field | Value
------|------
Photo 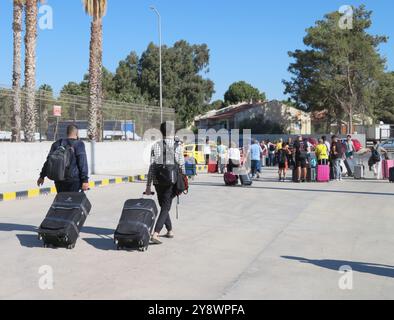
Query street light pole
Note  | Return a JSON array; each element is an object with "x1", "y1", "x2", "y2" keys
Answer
[{"x1": 150, "y1": 6, "x2": 163, "y2": 124}]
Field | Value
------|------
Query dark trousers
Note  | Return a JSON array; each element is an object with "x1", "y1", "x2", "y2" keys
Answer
[
  {"x1": 268, "y1": 153, "x2": 275, "y2": 167},
  {"x1": 55, "y1": 180, "x2": 81, "y2": 193},
  {"x1": 154, "y1": 184, "x2": 174, "y2": 234},
  {"x1": 205, "y1": 155, "x2": 210, "y2": 165},
  {"x1": 251, "y1": 160, "x2": 259, "y2": 176}
]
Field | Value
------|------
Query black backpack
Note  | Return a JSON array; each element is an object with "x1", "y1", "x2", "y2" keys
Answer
[
  {"x1": 46, "y1": 140, "x2": 75, "y2": 182},
  {"x1": 155, "y1": 140, "x2": 178, "y2": 186},
  {"x1": 371, "y1": 148, "x2": 381, "y2": 163}
]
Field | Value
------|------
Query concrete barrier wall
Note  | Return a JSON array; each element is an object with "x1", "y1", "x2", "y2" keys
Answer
[{"x1": 0, "y1": 141, "x2": 151, "y2": 184}]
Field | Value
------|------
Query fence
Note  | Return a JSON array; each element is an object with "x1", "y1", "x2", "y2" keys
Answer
[{"x1": 0, "y1": 86, "x2": 175, "y2": 141}]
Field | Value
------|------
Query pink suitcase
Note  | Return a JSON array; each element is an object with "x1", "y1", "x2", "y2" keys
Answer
[
  {"x1": 317, "y1": 165, "x2": 330, "y2": 182},
  {"x1": 382, "y1": 160, "x2": 394, "y2": 179}
]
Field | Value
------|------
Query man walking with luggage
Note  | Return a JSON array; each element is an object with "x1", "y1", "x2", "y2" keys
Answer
[
  {"x1": 37, "y1": 124, "x2": 89, "y2": 193},
  {"x1": 145, "y1": 122, "x2": 185, "y2": 245}
]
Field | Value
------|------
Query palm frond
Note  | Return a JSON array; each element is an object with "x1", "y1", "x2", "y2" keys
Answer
[{"x1": 82, "y1": 0, "x2": 107, "y2": 19}]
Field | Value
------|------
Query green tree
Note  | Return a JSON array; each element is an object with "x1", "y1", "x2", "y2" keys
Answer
[
  {"x1": 139, "y1": 41, "x2": 214, "y2": 126},
  {"x1": 112, "y1": 51, "x2": 145, "y2": 103},
  {"x1": 238, "y1": 115, "x2": 284, "y2": 134},
  {"x1": 375, "y1": 72, "x2": 394, "y2": 123},
  {"x1": 284, "y1": 5, "x2": 387, "y2": 133},
  {"x1": 224, "y1": 81, "x2": 266, "y2": 105},
  {"x1": 210, "y1": 99, "x2": 225, "y2": 110}
]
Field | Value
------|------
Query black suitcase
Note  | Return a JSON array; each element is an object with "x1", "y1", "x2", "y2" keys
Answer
[
  {"x1": 344, "y1": 159, "x2": 353, "y2": 177},
  {"x1": 38, "y1": 192, "x2": 91, "y2": 249},
  {"x1": 114, "y1": 199, "x2": 158, "y2": 252},
  {"x1": 389, "y1": 167, "x2": 394, "y2": 183},
  {"x1": 238, "y1": 169, "x2": 253, "y2": 186}
]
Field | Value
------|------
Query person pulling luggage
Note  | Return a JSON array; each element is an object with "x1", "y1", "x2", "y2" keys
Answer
[
  {"x1": 37, "y1": 124, "x2": 89, "y2": 193},
  {"x1": 145, "y1": 122, "x2": 185, "y2": 245}
]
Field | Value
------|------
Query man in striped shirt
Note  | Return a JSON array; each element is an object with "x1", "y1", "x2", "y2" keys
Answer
[{"x1": 145, "y1": 122, "x2": 185, "y2": 245}]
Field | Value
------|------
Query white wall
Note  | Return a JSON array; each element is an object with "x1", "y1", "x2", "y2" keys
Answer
[{"x1": 0, "y1": 141, "x2": 151, "y2": 184}]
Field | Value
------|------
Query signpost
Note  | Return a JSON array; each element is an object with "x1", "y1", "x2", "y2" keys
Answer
[{"x1": 53, "y1": 106, "x2": 62, "y2": 141}]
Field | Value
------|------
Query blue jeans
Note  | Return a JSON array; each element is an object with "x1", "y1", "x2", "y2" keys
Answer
[
  {"x1": 334, "y1": 159, "x2": 342, "y2": 180},
  {"x1": 268, "y1": 154, "x2": 275, "y2": 167},
  {"x1": 251, "y1": 160, "x2": 260, "y2": 176}
]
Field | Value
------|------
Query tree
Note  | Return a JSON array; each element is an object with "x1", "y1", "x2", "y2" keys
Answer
[
  {"x1": 83, "y1": 0, "x2": 107, "y2": 141},
  {"x1": 238, "y1": 115, "x2": 284, "y2": 134},
  {"x1": 24, "y1": 0, "x2": 40, "y2": 142},
  {"x1": 12, "y1": 0, "x2": 24, "y2": 142},
  {"x1": 139, "y1": 41, "x2": 214, "y2": 126},
  {"x1": 112, "y1": 51, "x2": 145, "y2": 103},
  {"x1": 284, "y1": 5, "x2": 387, "y2": 134},
  {"x1": 210, "y1": 100, "x2": 225, "y2": 110},
  {"x1": 224, "y1": 81, "x2": 266, "y2": 105},
  {"x1": 375, "y1": 72, "x2": 394, "y2": 123},
  {"x1": 37, "y1": 84, "x2": 54, "y2": 138}
]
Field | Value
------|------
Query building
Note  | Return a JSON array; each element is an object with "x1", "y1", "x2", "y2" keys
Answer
[{"x1": 195, "y1": 100, "x2": 311, "y2": 134}]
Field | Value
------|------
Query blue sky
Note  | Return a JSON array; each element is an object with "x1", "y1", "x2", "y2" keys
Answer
[{"x1": 0, "y1": 0, "x2": 393, "y2": 102}]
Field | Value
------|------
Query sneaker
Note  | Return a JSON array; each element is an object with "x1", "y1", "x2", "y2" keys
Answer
[
  {"x1": 151, "y1": 235, "x2": 163, "y2": 245},
  {"x1": 165, "y1": 231, "x2": 175, "y2": 239}
]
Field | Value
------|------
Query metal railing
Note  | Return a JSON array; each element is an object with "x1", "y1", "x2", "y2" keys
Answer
[{"x1": 0, "y1": 86, "x2": 175, "y2": 141}]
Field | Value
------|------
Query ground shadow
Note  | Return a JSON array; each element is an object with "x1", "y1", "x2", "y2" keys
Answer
[
  {"x1": 0, "y1": 223, "x2": 37, "y2": 233},
  {"x1": 282, "y1": 256, "x2": 394, "y2": 278},
  {"x1": 82, "y1": 226, "x2": 114, "y2": 236},
  {"x1": 83, "y1": 238, "x2": 116, "y2": 251},
  {"x1": 191, "y1": 182, "x2": 394, "y2": 197},
  {"x1": 16, "y1": 234, "x2": 43, "y2": 248}
]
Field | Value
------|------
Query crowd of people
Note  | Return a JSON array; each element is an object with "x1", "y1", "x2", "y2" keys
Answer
[{"x1": 209, "y1": 135, "x2": 390, "y2": 183}]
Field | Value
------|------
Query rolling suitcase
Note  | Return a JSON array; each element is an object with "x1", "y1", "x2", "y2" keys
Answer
[
  {"x1": 354, "y1": 165, "x2": 365, "y2": 180},
  {"x1": 382, "y1": 160, "x2": 394, "y2": 179},
  {"x1": 224, "y1": 172, "x2": 238, "y2": 186},
  {"x1": 389, "y1": 167, "x2": 394, "y2": 183},
  {"x1": 317, "y1": 165, "x2": 330, "y2": 182},
  {"x1": 238, "y1": 169, "x2": 253, "y2": 186},
  {"x1": 208, "y1": 160, "x2": 218, "y2": 174},
  {"x1": 114, "y1": 198, "x2": 158, "y2": 252},
  {"x1": 38, "y1": 192, "x2": 92, "y2": 249},
  {"x1": 344, "y1": 159, "x2": 354, "y2": 177}
]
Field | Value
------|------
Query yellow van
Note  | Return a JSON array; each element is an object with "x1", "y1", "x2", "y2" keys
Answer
[{"x1": 184, "y1": 143, "x2": 218, "y2": 165}]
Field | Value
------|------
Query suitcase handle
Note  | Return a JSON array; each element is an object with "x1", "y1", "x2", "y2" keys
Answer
[{"x1": 143, "y1": 192, "x2": 155, "y2": 196}]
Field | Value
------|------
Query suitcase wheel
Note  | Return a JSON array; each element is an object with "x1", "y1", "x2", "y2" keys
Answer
[
  {"x1": 43, "y1": 243, "x2": 49, "y2": 248},
  {"x1": 67, "y1": 243, "x2": 76, "y2": 250},
  {"x1": 139, "y1": 246, "x2": 148, "y2": 252}
]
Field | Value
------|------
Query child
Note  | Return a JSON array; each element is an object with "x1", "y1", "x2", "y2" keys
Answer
[{"x1": 278, "y1": 143, "x2": 292, "y2": 182}]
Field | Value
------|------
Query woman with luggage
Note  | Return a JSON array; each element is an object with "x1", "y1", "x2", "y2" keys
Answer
[
  {"x1": 315, "y1": 138, "x2": 329, "y2": 165},
  {"x1": 227, "y1": 142, "x2": 241, "y2": 173},
  {"x1": 369, "y1": 140, "x2": 388, "y2": 179}
]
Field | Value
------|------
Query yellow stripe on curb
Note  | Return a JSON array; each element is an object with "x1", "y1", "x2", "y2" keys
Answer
[
  {"x1": 4, "y1": 192, "x2": 17, "y2": 201},
  {"x1": 50, "y1": 186, "x2": 57, "y2": 194},
  {"x1": 28, "y1": 189, "x2": 40, "y2": 198},
  {"x1": 139, "y1": 175, "x2": 146, "y2": 181},
  {"x1": 115, "y1": 178, "x2": 123, "y2": 184},
  {"x1": 89, "y1": 181, "x2": 95, "y2": 189},
  {"x1": 101, "y1": 179, "x2": 109, "y2": 187},
  {"x1": 129, "y1": 176, "x2": 135, "y2": 182}
]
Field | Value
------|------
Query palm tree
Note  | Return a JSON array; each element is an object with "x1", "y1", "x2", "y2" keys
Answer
[
  {"x1": 11, "y1": 0, "x2": 24, "y2": 142},
  {"x1": 23, "y1": 0, "x2": 39, "y2": 142},
  {"x1": 83, "y1": 0, "x2": 107, "y2": 141}
]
